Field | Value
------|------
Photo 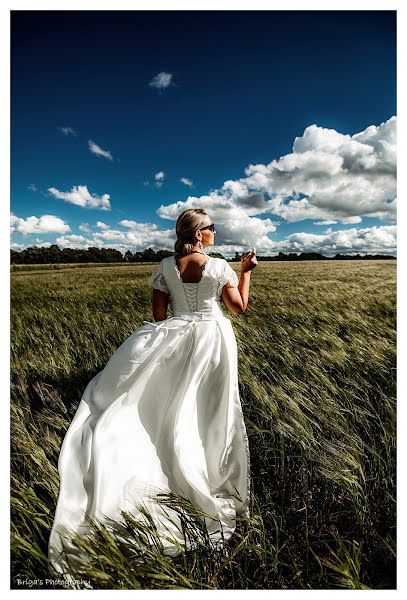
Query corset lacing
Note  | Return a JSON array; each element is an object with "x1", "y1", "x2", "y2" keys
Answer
[
  {"x1": 174, "y1": 256, "x2": 208, "y2": 312},
  {"x1": 183, "y1": 285, "x2": 200, "y2": 312}
]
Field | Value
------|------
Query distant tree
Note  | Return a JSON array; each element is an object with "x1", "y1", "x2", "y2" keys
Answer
[
  {"x1": 26, "y1": 247, "x2": 46, "y2": 264},
  {"x1": 11, "y1": 249, "x2": 23, "y2": 264},
  {"x1": 9, "y1": 245, "x2": 396, "y2": 265},
  {"x1": 155, "y1": 249, "x2": 173, "y2": 261},
  {"x1": 298, "y1": 252, "x2": 327, "y2": 261},
  {"x1": 141, "y1": 248, "x2": 156, "y2": 262},
  {"x1": 46, "y1": 244, "x2": 62, "y2": 263}
]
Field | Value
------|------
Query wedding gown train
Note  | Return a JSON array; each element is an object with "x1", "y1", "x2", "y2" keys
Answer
[{"x1": 48, "y1": 255, "x2": 251, "y2": 578}]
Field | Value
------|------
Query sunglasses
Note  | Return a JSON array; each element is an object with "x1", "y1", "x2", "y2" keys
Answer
[{"x1": 199, "y1": 223, "x2": 215, "y2": 232}]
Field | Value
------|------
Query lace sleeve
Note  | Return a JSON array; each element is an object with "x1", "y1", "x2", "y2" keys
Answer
[
  {"x1": 147, "y1": 262, "x2": 170, "y2": 295},
  {"x1": 218, "y1": 260, "x2": 239, "y2": 296}
]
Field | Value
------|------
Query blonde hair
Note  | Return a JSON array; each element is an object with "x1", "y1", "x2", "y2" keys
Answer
[{"x1": 174, "y1": 208, "x2": 210, "y2": 256}]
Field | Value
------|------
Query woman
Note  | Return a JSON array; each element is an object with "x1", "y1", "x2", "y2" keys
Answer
[{"x1": 48, "y1": 208, "x2": 257, "y2": 578}]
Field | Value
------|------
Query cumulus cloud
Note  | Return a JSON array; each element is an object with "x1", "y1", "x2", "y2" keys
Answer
[
  {"x1": 58, "y1": 126, "x2": 78, "y2": 136},
  {"x1": 55, "y1": 235, "x2": 90, "y2": 248},
  {"x1": 93, "y1": 229, "x2": 127, "y2": 241},
  {"x1": 34, "y1": 241, "x2": 52, "y2": 248},
  {"x1": 48, "y1": 185, "x2": 111, "y2": 210},
  {"x1": 148, "y1": 72, "x2": 173, "y2": 90},
  {"x1": 180, "y1": 177, "x2": 193, "y2": 187},
  {"x1": 27, "y1": 183, "x2": 37, "y2": 192},
  {"x1": 242, "y1": 116, "x2": 396, "y2": 223},
  {"x1": 11, "y1": 242, "x2": 27, "y2": 250},
  {"x1": 79, "y1": 222, "x2": 91, "y2": 233},
  {"x1": 10, "y1": 213, "x2": 71, "y2": 236},
  {"x1": 119, "y1": 219, "x2": 157, "y2": 229},
  {"x1": 154, "y1": 171, "x2": 165, "y2": 188},
  {"x1": 29, "y1": 238, "x2": 53, "y2": 248},
  {"x1": 153, "y1": 116, "x2": 396, "y2": 255},
  {"x1": 161, "y1": 117, "x2": 396, "y2": 227},
  {"x1": 51, "y1": 221, "x2": 176, "y2": 254},
  {"x1": 95, "y1": 221, "x2": 110, "y2": 229},
  {"x1": 112, "y1": 220, "x2": 174, "y2": 248},
  {"x1": 271, "y1": 225, "x2": 396, "y2": 256},
  {"x1": 12, "y1": 117, "x2": 396, "y2": 258},
  {"x1": 88, "y1": 140, "x2": 113, "y2": 161}
]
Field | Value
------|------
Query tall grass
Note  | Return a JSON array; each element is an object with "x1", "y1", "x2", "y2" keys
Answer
[{"x1": 10, "y1": 260, "x2": 396, "y2": 589}]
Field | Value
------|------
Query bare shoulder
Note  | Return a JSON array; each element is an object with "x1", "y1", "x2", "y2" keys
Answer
[{"x1": 175, "y1": 253, "x2": 210, "y2": 266}]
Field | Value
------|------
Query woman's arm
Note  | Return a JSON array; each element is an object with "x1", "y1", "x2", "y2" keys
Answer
[
  {"x1": 151, "y1": 289, "x2": 170, "y2": 321},
  {"x1": 221, "y1": 250, "x2": 257, "y2": 316},
  {"x1": 221, "y1": 272, "x2": 251, "y2": 315}
]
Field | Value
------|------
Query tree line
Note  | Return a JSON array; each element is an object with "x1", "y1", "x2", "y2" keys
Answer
[{"x1": 10, "y1": 245, "x2": 396, "y2": 265}]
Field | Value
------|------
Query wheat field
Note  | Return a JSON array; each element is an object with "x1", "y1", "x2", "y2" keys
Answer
[{"x1": 10, "y1": 259, "x2": 396, "y2": 589}]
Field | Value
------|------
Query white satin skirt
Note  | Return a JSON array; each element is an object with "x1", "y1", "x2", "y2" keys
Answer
[{"x1": 48, "y1": 311, "x2": 250, "y2": 577}]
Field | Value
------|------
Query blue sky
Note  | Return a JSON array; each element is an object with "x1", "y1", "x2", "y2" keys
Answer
[{"x1": 10, "y1": 10, "x2": 396, "y2": 257}]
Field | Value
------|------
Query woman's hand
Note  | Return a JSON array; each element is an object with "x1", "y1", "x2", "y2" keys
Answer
[{"x1": 241, "y1": 247, "x2": 258, "y2": 273}]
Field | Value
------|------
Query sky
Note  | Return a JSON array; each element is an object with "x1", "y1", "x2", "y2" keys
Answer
[{"x1": 10, "y1": 9, "x2": 397, "y2": 258}]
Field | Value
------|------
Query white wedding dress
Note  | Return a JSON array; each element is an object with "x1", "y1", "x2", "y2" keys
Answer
[{"x1": 48, "y1": 255, "x2": 251, "y2": 579}]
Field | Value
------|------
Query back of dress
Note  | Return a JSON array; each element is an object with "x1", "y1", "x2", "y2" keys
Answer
[{"x1": 148, "y1": 255, "x2": 239, "y2": 317}]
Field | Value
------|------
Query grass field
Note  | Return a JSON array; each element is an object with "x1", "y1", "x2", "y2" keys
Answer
[{"x1": 10, "y1": 259, "x2": 396, "y2": 589}]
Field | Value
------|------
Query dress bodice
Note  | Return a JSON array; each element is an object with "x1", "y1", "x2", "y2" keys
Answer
[{"x1": 148, "y1": 256, "x2": 239, "y2": 317}]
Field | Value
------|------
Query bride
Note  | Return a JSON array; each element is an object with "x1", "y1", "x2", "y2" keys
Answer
[{"x1": 48, "y1": 207, "x2": 258, "y2": 578}]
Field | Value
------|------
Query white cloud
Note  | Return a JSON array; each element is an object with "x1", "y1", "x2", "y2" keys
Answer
[
  {"x1": 119, "y1": 219, "x2": 157, "y2": 229},
  {"x1": 10, "y1": 213, "x2": 71, "y2": 236},
  {"x1": 51, "y1": 221, "x2": 175, "y2": 254},
  {"x1": 11, "y1": 118, "x2": 396, "y2": 258},
  {"x1": 160, "y1": 116, "x2": 397, "y2": 226},
  {"x1": 28, "y1": 238, "x2": 53, "y2": 248},
  {"x1": 107, "y1": 220, "x2": 174, "y2": 249},
  {"x1": 88, "y1": 140, "x2": 113, "y2": 161},
  {"x1": 93, "y1": 229, "x2": 126, "y2": 241},
  {"x1": 180, "y1": 177, "x2": 193, "y2": 187},
  {"x1": 55, "y1": 234, "x2": 89, "y2": 248},
  {"x1": 154, "y1": 117, "x2": 396, "y2": 256},
  {"x1": 27, "y1": 183, "x2": 37, "y2": 192},
  {"x1": 148, "y1": 72, "x2": 173, "y2": 90},
  {"x1": 95, "y1": 221, "x2": 110, "y2": 229},
  {"x1": 242, "y1": 116, "x2": 396, "y2": 223},
  {"x1": 58, "y1": 126, "x2": 78, "y2": 136},
  {"x1": 79, "y1": 223, "x2": 91, "y2": 233},
  {"x1": 271, "y1": 225, "x2": 396, "y2": 256},
  {"x1": 313, "y1": 220, "x2": 338, "y2": 225},
  {"x1": 34, "y1": 242, "x2": 52, "y2": 248},
  {"x1": 48, "y1": 185, "x2": 111, "y2": 210},
  {"x1": 154, "y1": 171, "x2": 165, "y2": 188}
]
